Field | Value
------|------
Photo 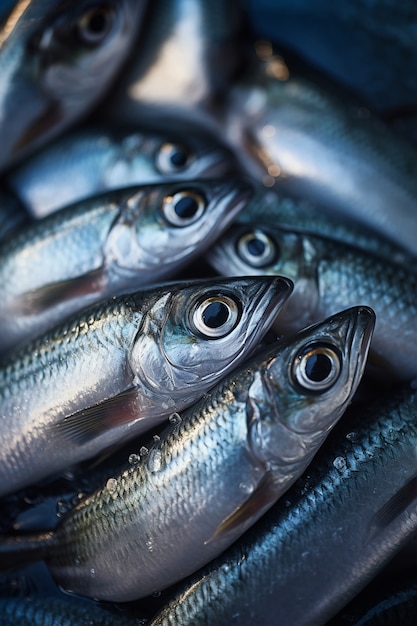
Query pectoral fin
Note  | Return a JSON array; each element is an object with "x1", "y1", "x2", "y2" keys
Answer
[
  {"x1": 16, "y1": 268, "x2": 106, "y2": 314},
  {"x1": 51, "y1": 388, "x2": 140, "y2": 445},
  {"x1": 207, "y1": 473, "x2": 278, "y2": 544}
]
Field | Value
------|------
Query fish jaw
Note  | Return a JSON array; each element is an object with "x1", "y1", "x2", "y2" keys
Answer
[{"x1": 128, "y1": 275, "x2": 293, "y2": 415}]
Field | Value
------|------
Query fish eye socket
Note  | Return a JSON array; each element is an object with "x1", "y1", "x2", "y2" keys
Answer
[
  {"x1": 236, "y1": 230, "x2": 277, "y2": 268},
  {"x1": 191, "y1": 294, "x2": 241, "y2": 339},
  {"x1": 76, "y1": 4, "x2": 116, "y2": 46},
  {"x1": 292, "y1": 344, "x2": 341, "y2": 392},
  {"x1": 156, "y1": 143, "x2": 193, "y2": 174},
  {"x1": 162, "y1": 190, "x2": 206, "y2": 227}
]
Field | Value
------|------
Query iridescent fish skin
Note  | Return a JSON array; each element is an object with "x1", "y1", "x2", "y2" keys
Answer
[
  {"x1": 0, "y1": 188, "x2": 29, "y2": 242},
  {"x1": 0, "y1": 275, "x2": 292, "y2": 497},
  {"x1": 101, "y1": 0, "x2": 244, "y2": 136},
  {"x1": 0, "y1": 179, "x2": 251, "y2": 353},
  {"x1": 208, "y1": 222, "x2": 417, "y2": 380},
  {"x1": 225, "y1": 46, "x2": 417, "y2": 255},
  {"x1": 0, "y1": 0, "x2": 147, "y2": 172},
  {"x1": 0, "y1": 306, "x2": 374, "y2": 602},
  {"x1": 7, "y1": 126, "x2": 238, "y2": 218},
  {"x1": 149, "y1": 382, "x2": 417, "y2": 626}
]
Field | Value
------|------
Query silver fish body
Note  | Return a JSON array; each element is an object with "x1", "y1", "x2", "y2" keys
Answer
[
  {"x1": 0, "y1": 179, "x2": 251, "y2": 353},
  {"x1": 0, "y1": 0, "x2": 147, "y2": 172},
  {"x1": 225, "y1": 48, "x2": 417, "y2": 255},
  {"x1": 0, "y1": 188, "x2": 29, "y2": 242},
  {"x1": 149, "y1": 381, "x2": 417, "y2": 626},
  {"x1": 0, "y1": 275, "x2": 292, "y2": 497},
  {"x1": 0, "y1": 306, "x2": 374, "y2": 601},
  {"x1": 208, "y1": 222, "x2": 417, "y2": 379},
  {"x1": 101, "y1": 0, "x2": 244, "y2": 136},
  {"x1": 7, "y1": 126, "x2": 238, "y2": 218}
]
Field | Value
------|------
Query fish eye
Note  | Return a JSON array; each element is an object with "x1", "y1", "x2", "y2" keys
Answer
[
  {"x1": 236, "y1": 229, "x2": 277, "y2": 267},
  {"x1": 76, "y1": 4, "x2": 116, "y2": 46},
  {"x1": 162, "y1": 190, "x2": 206, "y2": 227},
  {"x1": 156, "y1": 143, "x2": 193, "y2": 174},
  {"x1": 292, "y1": 344, "x2": 341, "y2": 392},
  {"x1": 191, "y1": 294, "x2": 241, "y2": 339}
]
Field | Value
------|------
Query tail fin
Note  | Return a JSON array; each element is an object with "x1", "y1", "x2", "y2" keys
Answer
[{"x1": 0, "y1": 530, "x2": 55, "y2": 572}]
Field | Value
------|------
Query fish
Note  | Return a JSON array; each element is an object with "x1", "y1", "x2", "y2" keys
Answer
[
  {"x1": 148, "y1": 380, "x2": 417, "y2": 626},
  {"x1": 101, "y1": 0, "x2": 245, "y2": 136},
  {"x1": 0, "y1": 179, "x2": 251, "y2": 353},
  {"x1": 0, "y1": 275, "x2": 292, "y2": 497},
  {"x1": 0, "y1": 0, "x2": 147, "y2": 172},
  {"x1": 0, "y1": 188, "x2": 29, "y2": 242},
  {"x1": 208, "y1": 221, "x2": 417, "y2": 380},
  {"x1": 224, "y1": 43, "x2": 417, "y2": 255},
  {"x1": 0, "y1": 306, "x2": 374, "y2": 601},
  {"x1": 0, "y1": 594, "x2": 137, "y2": 626},
  {"x1": 7, "y1": 125, "x2": 238, "y2": 218}
]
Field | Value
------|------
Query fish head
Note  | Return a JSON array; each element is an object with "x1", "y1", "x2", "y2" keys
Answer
[
  {"x1": 0, "y1": 0, "x2": 145, "y2": 171},
  {"x1": 208, "y1": 222, "x2": 322, "y2": 330},
  {"x1": 104, "y1": 180, "x2": 253, "y2": 281},
  {"x1": 248, "y1": 306, "x2": 375, "y2": 471},
  {"x1": 129, "y1": 275, "x2": 293, "y2": 411}
]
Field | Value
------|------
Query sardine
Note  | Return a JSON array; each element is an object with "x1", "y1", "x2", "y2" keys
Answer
[
  {"x1": 101, "y1": 0, "x2": 244, "y2": 135},
  {"x1": 224, "y1": 44, "x2": 417, "y2": 255},
  {"x1": 0, "y1": 0, "x2": 147, "y2": 172},
  {"x1": 0, "y1": 594, "x2": 137, "y2": 626},
  {"x1": 149, "y1": 381, "x2": 417, "y2": 626},
  {"x1": 0, "y1": 275, "x2": 292, "y2": 497},
  {"x1": 0, "y1": 306, "x2": 374, "y2": 601},
  {"x1": 7, "y1": 126, "x2": 238, "y2": 218},
  {"x1": 208, "y1": 222, "x2": 417, "y2": 379},
  {"x1": 0, "y1": 179, "x2": 251, "y2": 353}
]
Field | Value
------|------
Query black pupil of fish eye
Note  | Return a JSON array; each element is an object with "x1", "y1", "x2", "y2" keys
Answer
[
  {"x1": 170, "y1": 148, "x2": 188, "y2": 168},
  {"x1": 174, "y1": 196, "x2": 199, "y2": 219},
  {"x1": 247, "y1": 236, "x2": 265, "y2": 257},
  {"x1": 305, "y1": 353, "x2": 332, "y2": 382},
  {"x1": 78, "y1": 7, "x2": 112, "y2": 42},
  {"x1": 202, "y1": 302, "x2": 229, "y2": 329},
  {"x1": 87, "y1": 11, "x2": 107, "y2": 35}
]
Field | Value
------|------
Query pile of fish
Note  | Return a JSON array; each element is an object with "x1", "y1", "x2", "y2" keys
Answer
[{"x1": 0, "y1": 1, "x2": 416, "y2": 625}]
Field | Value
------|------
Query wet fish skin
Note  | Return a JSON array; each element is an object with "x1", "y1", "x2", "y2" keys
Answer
[
  {"x1": 149, "y1": 381, "x2": 417, "y2": 626},
  {"x1": 0, "y1": 179, "x2": 251, "y2": 354},
  {"x1": 225, "y1": 46, "x2": 417, "y2": 255},
  {"x1": 0, "y1": 0, "x2": 147, "y2": 172},
  {"x1": 7, "y1": 126, "x2": 238, "y2": 218},
  {"x1": 0, "y1": 275, "x2": 292, "y2": 497},
  {"x1": 101, "y1": 0, "x2": 244, "y2": 136},
  {"x1": 0, "y1": 594, "x2": 137, "y2": 626},
  {"x1": 208, "y1": 221, "x2": 417, "y2": 379},
  {"x1": 0, "y1": 188, "x2": 30, "y2": 242},
  {"x1": 0, "y1": 306, "x2": 374, "y2": 601}
]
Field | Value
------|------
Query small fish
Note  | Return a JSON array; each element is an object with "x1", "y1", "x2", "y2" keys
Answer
[
  {"x1": 0, "y1": 275, "x2": 292, "y2": 497},
  {"x1": 0, "y1": 0, "x2": 147, "y2": 172},
  {"x1": 224, "y1": 43, "x2": 417, "y2": 255},
  {"x1": 0, "y1": 594, "x2": 137, "y2": 625},
  {"x1": 101, "y1": 0, "x2": 244, "y2": 135},
  {"x1": 0, "y1": 179, "x2": 251, "y2": 353},
  {"x1": 7, "y1": 126, "x2": 238, "y2": 218},
  {"x1": 208, "y1": 222, "x2": 417, "y2": 379},
  {"x1": 148, "y1": 381, "x2": 417, "y2": 626},
  {"x1": 0, "y1": 306, "x2": 374, "y2": 601}
]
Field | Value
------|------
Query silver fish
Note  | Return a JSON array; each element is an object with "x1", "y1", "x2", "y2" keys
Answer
[
  {"x1": 7, "y1": 126, "x2": 238, "y2": 218},
  {"x1": 224, "y1": 43, "x2": 417, "y2": 255},
  {"x1": 0, "y1": 188, "x2": 29, "y2": 241},
  {"x1": 208, "y1": 222, "x2": 417, "y2": 380},
  {"x1": 0, "y1": 179, "x2": 251, "y2": 353},
  {"x1": 0, "y1": 275, "x2": 292, "y2": 497},
  {"x1": 148, "y1": 381, "x2": 417, "y2": 626},
  {"x1": 0, "y1": 306, "x2": 374, "y2": 601},
  {"x1": 0, "y1": 0, "x2": 147, "y2": 172},
  {"x1": 101, "y1": 0, "x2": 244, "y2": 135}
]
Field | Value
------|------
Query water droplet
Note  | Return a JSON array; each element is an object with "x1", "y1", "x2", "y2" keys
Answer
[
  {"x1": 146, "y1": 540, "x2": 154, "y2": 553},
  {"x1": 152, "y1": 589, "x2": 161, "y2": 597},
  {"x1": 106, "y1": 478, "x2": 117, "y2": 493},
  {"x1": 74, "y1": 557, "x2": 81, "y2": 567},
  {"x1": 128, "y1": 453, "x2": 139, "y2": 465},
  {"x1": 56, "y1": 500, "x2": 71, "y2": 517},
  {"x1": 346, "y1": 431, "x2": 359, "y2": 442},
  {"x1": 147, "y1": 448, "x2": 162, "y2": 473},
  {"x1": 169, "y1": 413, "x2": 181, "y2": 425},
  {"x1": 333, "y1": 456, "x2": 346, "y2": 471},
  {"x1": 153, "y1": 434, "x2": 161, "y2": 443},
  {"x1": 239, "y1": 481, "x2": 254, "y2": 495},
  {"x1": 140, "y1": 446, "x2": 149, "y2": 457},
  {"x1": 90, "y1": 568, "x2": 96, "y2": 577}
]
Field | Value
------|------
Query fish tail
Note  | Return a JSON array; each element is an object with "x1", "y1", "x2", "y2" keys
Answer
[{"x1": 0, "y1": 530, "x2": 55, "y2": 572}]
